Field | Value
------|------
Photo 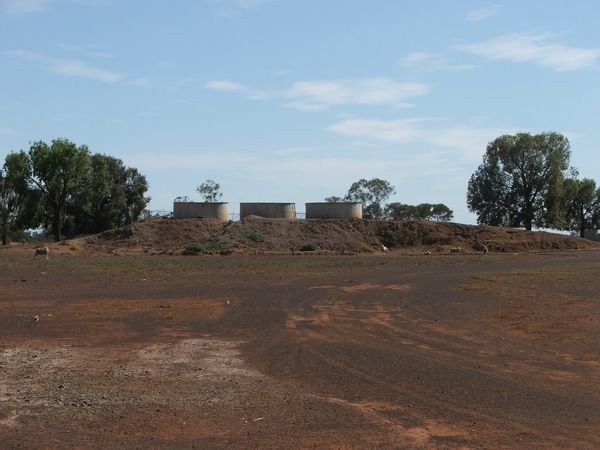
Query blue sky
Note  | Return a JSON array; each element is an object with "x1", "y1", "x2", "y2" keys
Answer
[{"x1": 1, "y1": 0, "x2": 598, "y2": 223}]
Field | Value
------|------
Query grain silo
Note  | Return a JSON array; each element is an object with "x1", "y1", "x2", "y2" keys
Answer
[
  {"x1": 240, "y1": 203, "x2": 296, "y2": 219},
  {"x1": 305, "y1": 202, "x2": 362, "y2": 219},
  {"x1": 173, "y1": 202, "x2": 229, "y2": 221}
]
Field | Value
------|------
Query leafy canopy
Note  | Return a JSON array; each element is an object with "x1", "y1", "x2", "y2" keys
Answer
[
  {"x1": 560, "y1": 174, "x2": 600, "y2": 238},
  {"x1": 197, "y1": 180, "x2": 223, "y2": 203},
  {"x1": 3, "y1": 139, "x2": 150, "y2": 242},
  {"x1": 467, "y1": 132, "x2": 570, "y2": 230},
  {"x1": 344, "y1": 178, "x2": 395, "y2": 219},
  {"x1": 29, "y1": 139, "x2": 91, "y2": 241},
  {"x1": 385, "y1": 202, "x2": 454, "y2": 221}
]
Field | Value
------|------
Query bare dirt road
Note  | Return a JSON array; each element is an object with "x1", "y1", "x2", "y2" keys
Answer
[{"x1": 1, "y1": 249, "x2": 599, "y2": 448}]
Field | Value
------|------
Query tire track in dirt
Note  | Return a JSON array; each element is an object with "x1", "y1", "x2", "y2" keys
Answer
[{"x1": 240, "y1": 254, "x2": 600, "y2": 448}]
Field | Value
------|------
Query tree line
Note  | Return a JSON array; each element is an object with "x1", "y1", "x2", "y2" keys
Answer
[
  {"x1": 3, "y1": 132, "x2": 597, "y2": 245},
  {"x1": 177, "y1": 177, "x2": 455, "y2": 222},
  {"x1": 0, "y1": 138, "x2": 150, "y2": 244},
  {"x1": 325, "y1": 178, "x2": 455, "y2": 222},
  {"x1": 467, "y1": 132, "x2": 600, "y2": 237}
]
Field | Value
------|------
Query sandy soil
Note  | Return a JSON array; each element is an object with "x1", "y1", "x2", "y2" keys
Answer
[{"x1": 1, "y1": 246, "x2": 599, "y2": 449}]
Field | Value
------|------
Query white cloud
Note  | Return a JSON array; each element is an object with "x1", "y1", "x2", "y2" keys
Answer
[
  {"x1": 205, "y1": 80, "x2": 269, "y2": 100},
  {"x1": 328, "y1": 117, "x2": 515, "y2": 160},
  {"x1": 86, "y1": 51, "x2": 113, "y2": 59},
  {"x1": 0, "y1": 0, "x2": 51, "y2": 14},
  {"x1": 0, "y1": 127, "x2": 17, "y2": 136},
  {"x1": 205, "y1": 77, "x2": 428, "y2": 110},
  {"x1": 71, "y1": 0, "x2": 113, "y2": 5},
  {"x1": 0, "y1": 0, "x2": 111, "y2": 14},
  {"x1": 466, "y1": 5, "x2": 501, "y2": 22},
  {"x1": 398, "y1": 52, "x2": 476, "y2": 71},
  {"x1": 5, "y1": 49, "x2": 149, "y2": 85},
  {"x1": 207, "y1": 0, "x2": 271, "y2": 15},
  {"x1": 58, "y1": 43, "x2": 115, "y2": 59},
  {"x1": 288, "y1": 78, "x2": 423, "y2": 109},
  {"x1": 328, "y1": 118, "x2": 422, "y2": 143},
  {"x1": 233, "y1": 0, "x2": 270, "y2": 9},
  {"x1": 48, "y1": 58, "x2": 125, "y2": 82},
  {"x1": 130, "y1": 147, "x2": 456, "y2": 193},
  {"x1": 458, "y1": 33, "x2": 600, "y2": 71},
  {"x1": 205, "y1": 80, "x2": 248, "y2": 92},
  {"x1": 285, "y1": 78, "x2": 429, "y2": 110},
  {"x1": 127, "y1": 78, "x2": 152, "y2": 88}
]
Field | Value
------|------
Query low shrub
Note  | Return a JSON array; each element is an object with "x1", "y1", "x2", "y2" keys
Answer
[
  {"x1": 246, "y1": 231, "x2": 264, "y2": 243},
  {"x1": 183, "y1": 240, "x2": 229, "y2": 255},
  {"x1": 300, "y1": 242, "x2": 319, "y2": 252}
]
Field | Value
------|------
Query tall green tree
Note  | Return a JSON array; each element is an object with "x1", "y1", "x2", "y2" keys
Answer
[
  {"x1": 385, "y1": 202, "x2": 453, "y2": 221},
  {"x1": 197, "y1": 179, "x2": 222, "y2": 203},
  {"x1": 344, "y1": 178, "x2": 395, "y2": 219},
  {"x1": 430, "y1": 203, "x2": 454, "y2": 221},
  {"x1": 3, "y1": 140, "x2": 150, "y2": 240},
  {"x1": 0, "y1": 152, "x2": 42, "y2": 245},
  {"x1": 28, "y1": 139, "x2": 91, "y2": 241},
  {"x1": 385, "y1": 203, "x2": 417, "y2": 220},
  {"x1": 69, "y1": 154, "x2": 150, "y2": 235},
  {"x1": 0, "y1": 170, "x2": 18, "y2": 245},
  {"x1": 467, "y1": 132, "x2": 571, "y2": 230},
  {"x1": 560, "y1": 176, "x2": 600, "y2": 238},
  {"x1": 123, "y1": 167, "x2": 150, "y2": 225}
]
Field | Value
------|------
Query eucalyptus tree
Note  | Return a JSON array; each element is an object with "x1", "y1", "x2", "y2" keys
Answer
[
  {"x1": 197, "y1": 179, "x2": 222, "y2": 203},
  {"x1": 560, "y1": 175, "x2": 600, "y2": 238},
  {"x1": 28, "y1": 139, "x2": 91, "y2": 241},
  {"x1": 467, "y1": 132, "x2": 571, "y2": 230},
  {"x1": 345, "y1": 178, "x2": 395, "y2": 219}
]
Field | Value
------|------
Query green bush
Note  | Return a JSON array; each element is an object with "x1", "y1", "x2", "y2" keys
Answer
[
  {"x1": 183, "y1": 243, "x2": 204, "y2": 255},
  {"x1": 246, "y1": 231, "x2": 264, "y2": 243},
  {"x1": 300, "y1": 242, "x2": 318, "y2": 252},
  {"x1": 183, "y1": 240, "x2": 229, "y2": 255}
]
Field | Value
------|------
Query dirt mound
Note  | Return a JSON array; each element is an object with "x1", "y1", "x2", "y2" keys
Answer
[{"x1": 79, "y1": 217, "x2": 600, "y2": 255}]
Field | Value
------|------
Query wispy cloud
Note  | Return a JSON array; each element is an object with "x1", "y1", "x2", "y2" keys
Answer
[
  {"x1": 205, "y1": 80, "x2": 268, "y2": 100},
  {"x1": 0, "y1": 0, "x2": 51, "y2": 14},
  {"x1": 466, "y1": 5, "x2": 501, "y2": 22},
  {"x1": 207, "y1": 0, "x2": 271, "y2": 15},
  {"x1": 285, "y1": 79, "x2": 429, "y2": 111},
  {"x1": 232, "y1": 0, "x2": 270, "y2": 9},
  {"x1": 0, "y1": 126, "x2": 17, "y2": 136},
  {"x1": 0, "y1": 0, "x2": 111, "y2": 15},
  {"x1": 458, "y1": 33, "x2": 600, "y2": 71},
  {"x1": 328, "y1": 118, "x2": 422, "y2": 142},
  {"x1": 205, "y1": 78, "x2": 429, "y2": 111},
  {"x1": 71, "y1": 0, "x2": 113, "y2": 5},
  {"x1": 127, "y1": 78, "x2": 152, "y2": 88},
  {"x1": 205, "y1": 80, "x2": 248, "y2": 92},
  {"x1": 5, "y1": 49, "x2": 150, "y2": 86},
  {"x1": 328, "y1": 117, "x2": 515, "y2": 160},
  {"x1": 398, "y1": 52, "x2": 476, "y2": 71},
  {"x1": 130, "y1": 147, "x2": 457, "y2": 193},
  {"x1": 58, "y1": 43, "x2": 115, "y2": 59}
]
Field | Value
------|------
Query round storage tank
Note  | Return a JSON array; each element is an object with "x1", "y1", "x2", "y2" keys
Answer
[
  {"x1": 173, "y1": 202, "x2": 229, "y2": 221},
  {"x1": 240, "y1": 203, "x2": 296, "y2": 219},
  {"x1": 305, "y1": 202, "x2": 362, "y2": 219}
]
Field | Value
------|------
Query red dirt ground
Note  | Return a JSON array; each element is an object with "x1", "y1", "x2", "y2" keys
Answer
[{"x1": 1, "y1": 237, "x2": 599, "y2": 448}]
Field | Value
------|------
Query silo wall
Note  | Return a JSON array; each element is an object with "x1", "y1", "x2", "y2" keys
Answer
[
  {"x1": 173, "y1": 202, "x2": 229, "y2": 221},
  {"x1": 240, "y1": 203, "x2": 296, "y2": 219},
  {"x1": 305, "y1": 202, "x2": 363, "y2": 219}
]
